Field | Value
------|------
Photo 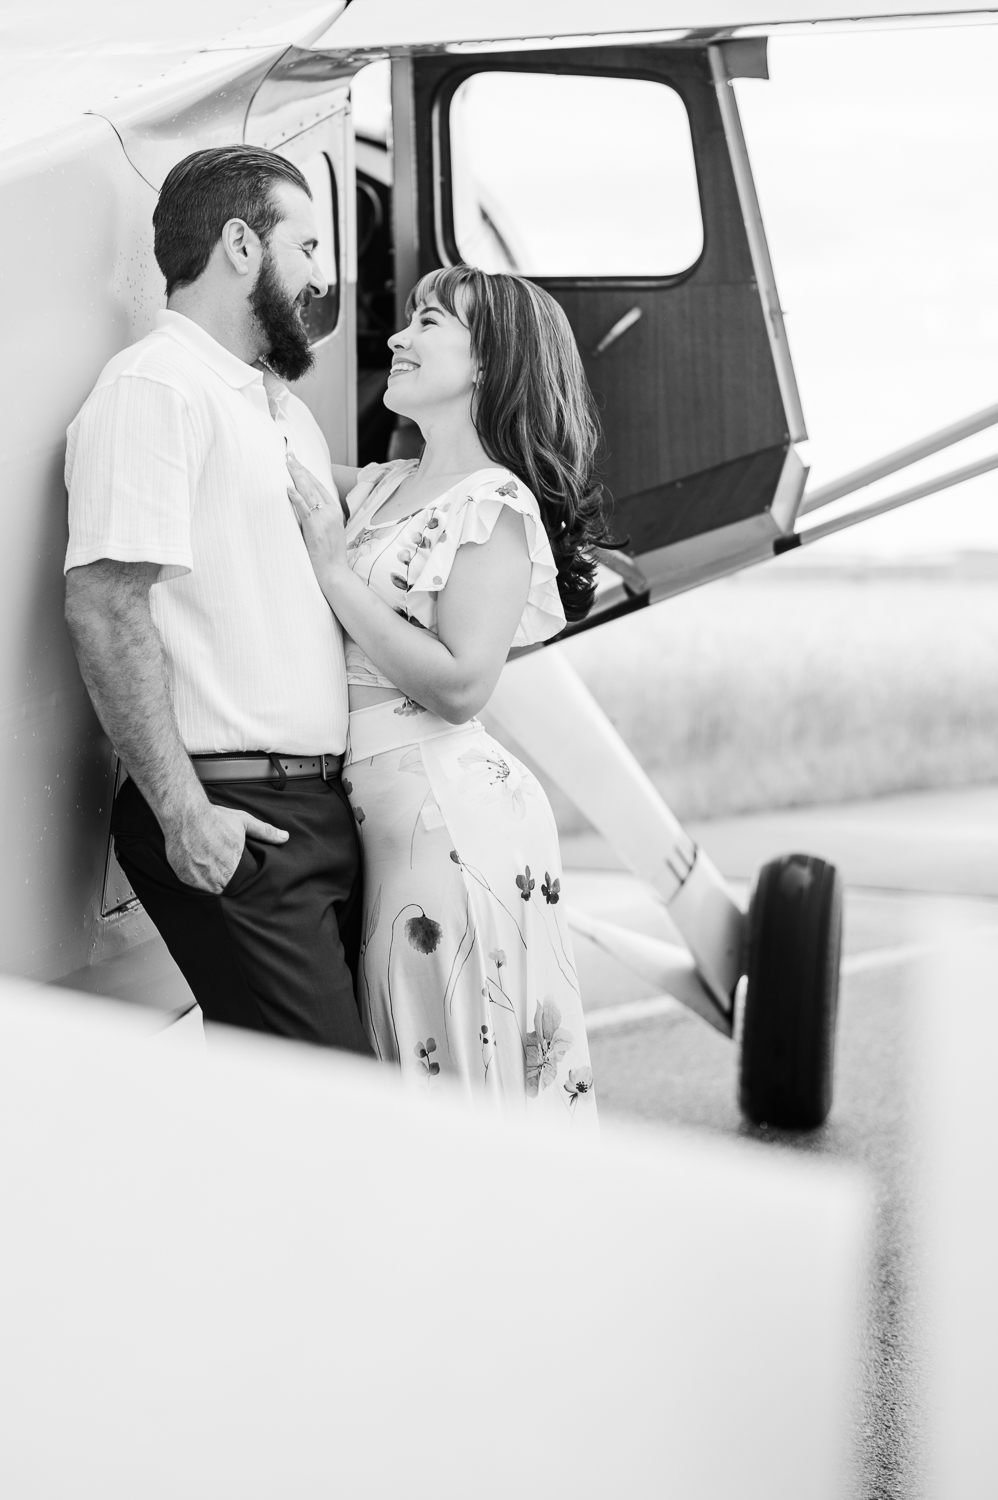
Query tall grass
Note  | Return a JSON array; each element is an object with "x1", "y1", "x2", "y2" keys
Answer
[{"x1": 499, "y1": 562, "x2": 998, "y2": 828}]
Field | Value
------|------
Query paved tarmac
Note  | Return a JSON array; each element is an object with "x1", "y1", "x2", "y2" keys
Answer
[{"x1": 562, "y1": 784, "x2": 998, "y2": 1500}]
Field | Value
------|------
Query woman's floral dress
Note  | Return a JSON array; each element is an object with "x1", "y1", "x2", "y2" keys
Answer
[{"x1": 341, "y1": 461, "x2": 597, "y2": 1132}]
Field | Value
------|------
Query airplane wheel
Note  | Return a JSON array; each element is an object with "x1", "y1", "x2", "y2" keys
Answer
[{"x1": 739, "y1": 853, "x2": 842, "y2": 1130}]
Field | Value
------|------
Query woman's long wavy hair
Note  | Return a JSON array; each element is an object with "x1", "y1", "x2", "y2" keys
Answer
[{"x1": 405, "y1": 265, "x2": 609, "y2": 623}]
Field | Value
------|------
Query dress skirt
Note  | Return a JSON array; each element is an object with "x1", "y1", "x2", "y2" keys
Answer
[{"x1": 343, "y1": 699, "x2": 598, "y2": 1132}]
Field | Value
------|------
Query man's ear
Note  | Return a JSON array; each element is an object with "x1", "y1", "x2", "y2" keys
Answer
[{"x1": 219, "y1": 217, "x2": 261, "y2": 278}]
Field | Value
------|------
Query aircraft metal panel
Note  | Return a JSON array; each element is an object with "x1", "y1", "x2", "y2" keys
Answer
[
  {"x1": 95, "y1": 50, "x2": 288, "y2": 192},
  {"x1": 709, "y1": 43, "x2": 807, "y2": 443},
  {"x1": 640, "y1": 502, "x2": 791, "y2": 600},
  {"x1": 0, "y1": 3, "x2": 348, "y2": 156},
  {"x1": 611, "y1": 444, "x2": 789, "y2": 553},
  {"x1": 555, "y1": 446, "x2": 804, "y2": 640},
  {"x1": 770, "y1": 442, "x2": 809, "y2": 531},
  {"x1": 0, "y1": 119, "x2": 158, "y2": 984},
  {"x1": 554, "y1": 513, "x2": 778, "y2": 637},
  {"x1": 244, "y1": 58, "x2": 355, "y2": 151}
]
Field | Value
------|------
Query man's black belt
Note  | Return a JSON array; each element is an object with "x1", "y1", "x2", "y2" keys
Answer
[{"x1": 190, "y1": 752, "x2": 344, "y2": 789}]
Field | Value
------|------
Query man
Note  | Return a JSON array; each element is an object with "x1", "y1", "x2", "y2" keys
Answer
[{"x1": 64, "y1": 146, "x2": 371, "y2": 1053}]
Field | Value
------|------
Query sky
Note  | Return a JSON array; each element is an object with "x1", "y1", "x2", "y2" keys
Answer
[{"x1": 735, "y1": 22, "x2": 998, "y2": 555}]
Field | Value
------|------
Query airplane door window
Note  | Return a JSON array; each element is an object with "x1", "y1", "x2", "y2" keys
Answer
[
  {"x1": 448, "y1": 72, "x2": 702, "y2": 279},
  {"x1": 296, "y1": 151, "x2": 340, "y2": 344}
]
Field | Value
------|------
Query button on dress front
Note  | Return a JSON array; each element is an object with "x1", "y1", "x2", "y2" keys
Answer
[{"x1": 342, "y1": 462, "x2": 598, "y2": 1131}]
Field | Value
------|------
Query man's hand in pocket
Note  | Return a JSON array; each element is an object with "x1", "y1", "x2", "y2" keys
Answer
[{"x1": 164, "y1": 799, "x2": 288, "y2": 893}]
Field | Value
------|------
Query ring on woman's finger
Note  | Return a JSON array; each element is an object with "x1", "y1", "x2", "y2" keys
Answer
[{"x1": 308, "y1": 500, "x2": 323, "y2": 513}]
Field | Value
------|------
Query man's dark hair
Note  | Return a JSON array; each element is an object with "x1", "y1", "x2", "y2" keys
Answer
[{"x1": 153, "y1": 146, "x2": 311, "y2": 297}]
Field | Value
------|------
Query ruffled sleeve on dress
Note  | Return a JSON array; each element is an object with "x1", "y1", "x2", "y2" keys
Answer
[{"x1": 406, "y1": 469, "x2": 566, "y2": 647}]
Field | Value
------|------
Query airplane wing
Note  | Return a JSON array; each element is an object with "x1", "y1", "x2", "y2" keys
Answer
[{"x1": 314, "y1": 1, "x2": 998, "y2": 52}]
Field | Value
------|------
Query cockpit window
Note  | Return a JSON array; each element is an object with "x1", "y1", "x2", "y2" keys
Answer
[
  {"x1": 447, "y1": 71, "x2": 703, "y2": 279},
  {"x1": 296, "y1": 150, "x2": 340, "y2": 343},
  {"x1": 351, "y1": 59, "x2": 391, "y2": 145}
]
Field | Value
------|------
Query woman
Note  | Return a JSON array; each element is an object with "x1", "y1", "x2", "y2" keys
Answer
[{"x1": 287, "y1": 265, "x2": 605, "y2": 1130}]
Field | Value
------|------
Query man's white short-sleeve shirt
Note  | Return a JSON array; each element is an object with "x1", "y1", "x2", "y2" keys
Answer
[{"x1": 65, "y1": 310, "x2": 348, "y2": 755}]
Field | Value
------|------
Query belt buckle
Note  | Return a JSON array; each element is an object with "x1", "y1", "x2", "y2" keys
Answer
[{"x1": 320, "y1": 753, "x2": 331, "y2": 782}]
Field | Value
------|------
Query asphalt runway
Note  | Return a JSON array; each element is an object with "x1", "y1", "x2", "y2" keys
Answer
[{"x1": 562, "y1": 784, "x2": 998, "y2": 1500}]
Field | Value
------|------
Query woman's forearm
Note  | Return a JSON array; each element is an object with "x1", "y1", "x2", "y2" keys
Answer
[{"x1": 323, "y1": 565, "x2": 484, "y2": 721}]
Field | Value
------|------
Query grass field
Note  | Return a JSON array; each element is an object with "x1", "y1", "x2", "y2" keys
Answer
[{"x1": 496, "y1": 557, "x2": 998, "y2": 831}]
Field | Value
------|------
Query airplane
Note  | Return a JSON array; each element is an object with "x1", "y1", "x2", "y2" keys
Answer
[{"x1": 3, "y1": 0, "x2": 995, "y2": 1131}]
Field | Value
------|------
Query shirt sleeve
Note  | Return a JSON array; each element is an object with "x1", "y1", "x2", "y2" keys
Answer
[{"x1": 64, "y1": 374, "x2": 197, "y2": 580}]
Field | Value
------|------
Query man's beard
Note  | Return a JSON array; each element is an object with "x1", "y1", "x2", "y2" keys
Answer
[{"x1": 250, "y1": 247, "x2": 315, "y2": 383}]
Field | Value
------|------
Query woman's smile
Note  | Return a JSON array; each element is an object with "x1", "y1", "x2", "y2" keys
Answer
[{"x1": 382, "y1": 292, "x2": 480, "y2": 419}]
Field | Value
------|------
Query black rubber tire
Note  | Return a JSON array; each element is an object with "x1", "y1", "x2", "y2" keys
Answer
[{"x1": 739, "y1": 853, "x2": 843, "y2": 1130}]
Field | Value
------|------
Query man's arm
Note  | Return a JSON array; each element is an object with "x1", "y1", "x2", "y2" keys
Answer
[{"x1": 64, "y1": 560, "x2": 287, "y2": 893}]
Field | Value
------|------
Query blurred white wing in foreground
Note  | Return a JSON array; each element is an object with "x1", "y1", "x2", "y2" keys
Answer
[
  {"x1": 921, "y1": 927, "x2": 998, "y2": 1495},
  {"x1": 0, "y1": 975, "x2": 868, "y2": 1498}
]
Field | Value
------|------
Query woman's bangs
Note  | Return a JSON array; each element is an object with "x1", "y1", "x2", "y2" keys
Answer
[{"x1": 405, "y1": 266, "x2": 480, "y2": 324}]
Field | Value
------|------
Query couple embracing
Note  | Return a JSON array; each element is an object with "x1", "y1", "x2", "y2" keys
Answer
[{"x1": 65, "y1": 145, "x2": 601, "y2": 1130}]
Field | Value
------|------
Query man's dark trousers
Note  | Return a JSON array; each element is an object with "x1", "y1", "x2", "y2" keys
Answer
[{"x1": 112, "y1": 772, "x2": 373, "y2": 1053}]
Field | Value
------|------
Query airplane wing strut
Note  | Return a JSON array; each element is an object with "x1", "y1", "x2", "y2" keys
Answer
[{"x1": 776, "y1": 399, "x2": 998, "y2": 552}]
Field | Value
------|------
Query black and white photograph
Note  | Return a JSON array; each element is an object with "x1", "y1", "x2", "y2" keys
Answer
[{"x1": 1, "y1": 1, "x2": 997, "y2": 1495}]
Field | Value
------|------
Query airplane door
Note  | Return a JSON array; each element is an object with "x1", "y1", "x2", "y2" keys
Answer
[{"x1": 403, "y1": 44, "x2": 807, "y2": 630}]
